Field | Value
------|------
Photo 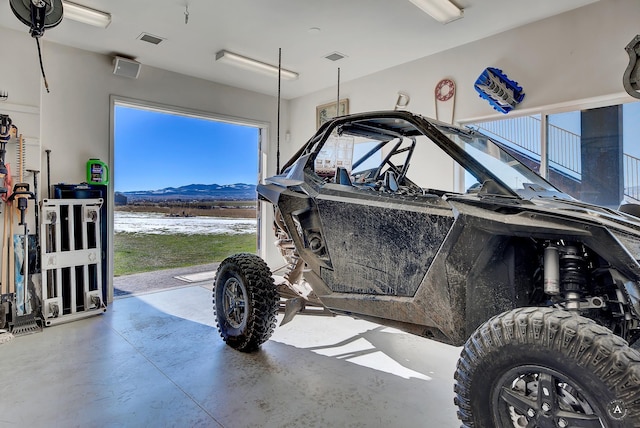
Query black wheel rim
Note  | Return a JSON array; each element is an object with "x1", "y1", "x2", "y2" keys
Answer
[
  {"x1": 492, "y1": 365, "x2": 605, "y2": 428},
  {"x1": 222, "y1": 276, "x2": 248, "y2": 329}
]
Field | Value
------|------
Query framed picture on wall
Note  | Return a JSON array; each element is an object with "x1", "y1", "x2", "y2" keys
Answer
[{"x1": 316, "y1": 99, "x2": 349, "y2": 129}]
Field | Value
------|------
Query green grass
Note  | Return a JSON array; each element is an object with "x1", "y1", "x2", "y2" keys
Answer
[{"x1": 114, "y1": 232, "x2": 257, "y2": 276}]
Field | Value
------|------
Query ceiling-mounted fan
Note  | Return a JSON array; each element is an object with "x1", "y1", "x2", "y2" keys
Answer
[{"x1": 10, "y1": 0, "x2": 63, "y2": 38}]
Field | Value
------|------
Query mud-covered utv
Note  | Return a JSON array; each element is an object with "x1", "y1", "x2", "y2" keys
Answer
[{"x1": 213, "y1": 110, "x2": 640, "y2": 427}]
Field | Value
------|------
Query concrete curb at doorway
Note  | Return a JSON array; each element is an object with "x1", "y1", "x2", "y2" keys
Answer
[{"x1": 113, "y1": 262, "x2": 220, "y2": 298}]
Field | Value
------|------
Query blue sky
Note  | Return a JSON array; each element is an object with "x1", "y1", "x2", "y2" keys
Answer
[{"x1": 114, "y1": 105, "x2": 259, "y2": 192}]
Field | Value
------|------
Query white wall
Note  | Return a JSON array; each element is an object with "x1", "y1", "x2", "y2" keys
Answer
[
  {"x1": 0, "y1": 27, "x2": 41, "y2": 120},
  {"x1": 286, "y1": 0, "x2": 640, "y2": 161},
  {"x1": 0, "y1": 28, "x2": 41, "y2": 170}
]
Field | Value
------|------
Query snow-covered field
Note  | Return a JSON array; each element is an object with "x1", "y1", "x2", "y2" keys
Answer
[{"x1": 114, "y1": 211, "x2": 256, "y2": 235}]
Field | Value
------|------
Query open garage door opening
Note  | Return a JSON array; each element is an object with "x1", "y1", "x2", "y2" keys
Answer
[{"x1": 112, "y1": 102, "x2": 261, "y2": 297}]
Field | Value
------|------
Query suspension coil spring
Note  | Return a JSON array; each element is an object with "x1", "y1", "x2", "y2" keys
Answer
[
  {"x1": 559, "y1": 246, "x2": 587, "y2": 291},
  {"x1": 284, "y1": 252, "x2": 303, "y2": 284},
  {"x1": 560, "y1": 246, "x2": 587, "y2": 310}
]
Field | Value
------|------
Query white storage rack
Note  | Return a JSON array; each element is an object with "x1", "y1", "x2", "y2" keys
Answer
[{"x1": 40, "y1": 198, "x2": 106, "y2": 326}]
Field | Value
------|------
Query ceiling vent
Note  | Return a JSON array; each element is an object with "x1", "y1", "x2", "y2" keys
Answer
[
  {"x1": 324, "y1": 52, "x2": 347, "y2": 62},
  {"x1": 138, "y1": 33, "x2": 164, "y2": 45}
]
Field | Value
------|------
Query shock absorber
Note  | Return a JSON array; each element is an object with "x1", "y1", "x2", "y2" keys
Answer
[
  {"x1": 544, "y1": 243, "x2": 588, "y2": 310},
  {"x1": 544, "y1": 246, "x2": 560, "y2": 295},
  {"x1": 560, "y1": 245, "x2": 588, "y2": 310}
]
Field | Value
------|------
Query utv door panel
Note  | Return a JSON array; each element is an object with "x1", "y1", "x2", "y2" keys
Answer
[{"x1": 315, "y1": 187, "x2": 454, "y2": 297}]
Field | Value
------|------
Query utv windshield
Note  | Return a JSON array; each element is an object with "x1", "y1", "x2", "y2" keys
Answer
[{"x1": 435, "y1": 124, "x2": 562, "y2": 197}]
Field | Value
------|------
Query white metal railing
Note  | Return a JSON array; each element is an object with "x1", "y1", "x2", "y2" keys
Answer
[
  {"x1": 473, "y1": 116, "x2": 540, "y2": 156},
  {"x1": 472, "y1": 115, "x2": 582, "y2": 177},
  {"x1": 547, "y1": 122, "x2": 581, "y2": 176},
  {"x1": 471, "y1": 116, "x2": 640, "y2": 202},
  {"x1": 625, "y1": 153, "x2": 640, "y2": 202}
]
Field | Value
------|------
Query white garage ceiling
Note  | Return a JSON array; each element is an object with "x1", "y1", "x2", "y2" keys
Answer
[{"x1": 0, "y1": 0, "x2": 598, "y2": 99}]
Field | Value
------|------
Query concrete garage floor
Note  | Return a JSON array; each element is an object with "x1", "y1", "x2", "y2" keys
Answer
[{"x1": 0, "y1": 266, "x2": 462, "y2": 427}]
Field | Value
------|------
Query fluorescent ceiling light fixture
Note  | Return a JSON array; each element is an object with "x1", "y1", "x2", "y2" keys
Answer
[
  {"x1": 63, "y1": 1, "x2": 111, "y2": 28},
  {"x1": 408, "y1": 0, "x2": 463, "y2": 24},
  {"x1": 215, "y1": 50, "x2": 299, "y2": 80}
]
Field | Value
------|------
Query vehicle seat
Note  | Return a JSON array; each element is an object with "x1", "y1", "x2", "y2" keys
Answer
[
  {"x1": 335, "y1": 167, "x2": 353, "y2": 186},
  {"x1": 383, "y1": 170, "x2": 399, "y2": 192}
]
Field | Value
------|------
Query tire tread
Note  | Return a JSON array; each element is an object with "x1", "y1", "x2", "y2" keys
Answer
[
  {"x1": 213, "y1": 253, "x2": 279, "y2": 352},
  {"x1": 454, "y1": 307, "x2": 640, "y2": 427}
]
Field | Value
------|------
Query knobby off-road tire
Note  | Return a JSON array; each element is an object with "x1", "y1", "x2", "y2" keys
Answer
[
  {"x1": 213, "y1": 253, "x2": 279, "y2": 352},
  {"x1": 454, "y1": 307, "x2": 640, "y2": 428}
]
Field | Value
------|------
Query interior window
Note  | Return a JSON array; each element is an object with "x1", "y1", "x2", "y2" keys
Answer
[{"x1": 467, "y1": 100, "x2": 640, "y2": 207}]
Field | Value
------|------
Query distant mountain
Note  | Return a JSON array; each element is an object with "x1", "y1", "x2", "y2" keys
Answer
[{"x1": 119, "y1": 183, "x2": 257, "y2": 201}]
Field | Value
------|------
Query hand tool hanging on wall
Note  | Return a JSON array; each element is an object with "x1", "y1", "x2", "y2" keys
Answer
[
  {"x1": 0, "y1": 115, "x2": 11, "y2": 328},
  {"x1": 1, "y1": 163, "x2": 13, "y2": 301},
  {"x1": 8, "y1": 133, "x2": 40, "y2": 335},
  {"x1": 0, "y1": 205, "x2": 5, "y2": 329},
  {"x1": 1, "y1": 199, "x2": 8, "y2": 329},
  {"x1": 2, "y1": 207, "x2": 7, "y2": 291},
  {"x1": 0, "y1": 115, "x2": 14, "y2": 197},
  {"x1": 11, "y1": 134, "x2": 34, "y2": 232},
  {"x1": 27, "y1": 169, "x2": 40, "y2": 274}
]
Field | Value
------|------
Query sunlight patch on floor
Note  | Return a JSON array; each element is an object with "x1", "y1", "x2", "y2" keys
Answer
[
  {"x1": 272, "y1": 315, "x2": 435, "y2": 381},
  {"x1": 311, "y1": 336, "x2": 432, "y2": 380}
]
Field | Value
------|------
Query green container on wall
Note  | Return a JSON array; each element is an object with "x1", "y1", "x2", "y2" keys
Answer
[{"x1": 87, "y1": 159, "x2": 109, "y2": 185}]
